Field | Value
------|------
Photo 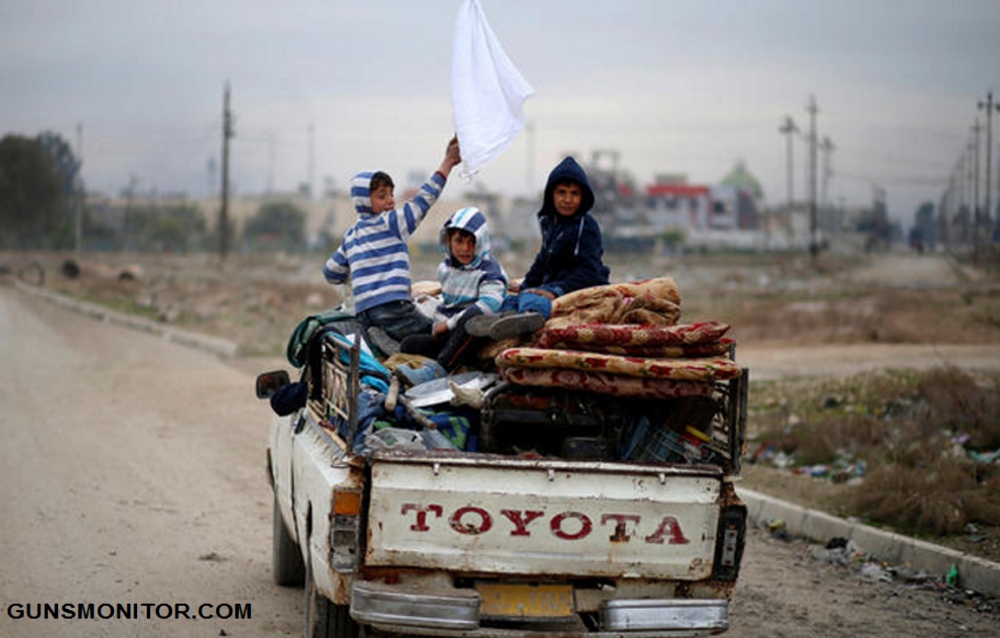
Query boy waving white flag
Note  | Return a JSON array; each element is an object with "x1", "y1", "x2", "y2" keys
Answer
[{"x1": 451, "y1": 0, "x2": 534, "y2": 177}]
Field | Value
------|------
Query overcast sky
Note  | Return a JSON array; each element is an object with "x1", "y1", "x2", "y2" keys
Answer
[{"x1": 3, "y1": 0, "x2": 999, "y2": 224}]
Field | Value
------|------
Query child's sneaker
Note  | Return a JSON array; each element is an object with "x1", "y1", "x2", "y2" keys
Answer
[
  {"x1": 466, "y1": 313, "x2": 501, "y2": 337},
  {"x1": 367, "y1": 326, "x2": 400, "y2": 357},
  {"x1": 486, "y1": 312, "x2": 546, "y2": 341}
]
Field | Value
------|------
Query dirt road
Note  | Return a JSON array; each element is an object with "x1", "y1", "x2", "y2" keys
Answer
[
  {"x1": 0, "y1": 288, "x2": 300, "y2": 637},
  {"x1": 1, "y1": 285, "x2": 998, "y2": 637},
  {"x1": 739, "y1": 342, "x2": 1000, "y2": 381}
]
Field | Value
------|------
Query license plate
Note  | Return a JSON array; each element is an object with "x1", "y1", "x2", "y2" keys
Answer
[{"x1": 475, "y1": 583, "x2": 574, "y2": 619}]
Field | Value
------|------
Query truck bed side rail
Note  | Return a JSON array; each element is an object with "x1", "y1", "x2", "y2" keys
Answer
[{"x1": 306, "y1": 325, "x2": 362, "y2": 440}]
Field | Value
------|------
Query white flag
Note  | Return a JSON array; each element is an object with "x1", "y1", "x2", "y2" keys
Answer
[{"x1": 451, "y1": 0, "x2": 534, "y2": 176}]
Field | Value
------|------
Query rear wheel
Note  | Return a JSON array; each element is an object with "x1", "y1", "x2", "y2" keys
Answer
[
  {"x1": 272, "y1": 492, "x2": 305, "y2": 586},
  {"x1": 305, "y1": 553, "x2": 361, "y2": 638}
]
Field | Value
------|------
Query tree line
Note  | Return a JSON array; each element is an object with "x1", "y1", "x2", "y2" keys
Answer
[{"x1": 0, "y1": 131, "x2": 311, "y2": 253}]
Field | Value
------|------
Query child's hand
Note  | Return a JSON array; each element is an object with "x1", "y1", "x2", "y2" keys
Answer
[
  {"x1": 433, "y1": 321, "x2": 450, "y2": 338},
  {"x1": 445, "y1": 135, "x2": 461, "y2": 167}
]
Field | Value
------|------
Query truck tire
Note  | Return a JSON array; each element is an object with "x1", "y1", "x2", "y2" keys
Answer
[
  {"x1": 272, "y1": 493, "x2": 305, "y2": 587},
  {"x1": 307, "y1": 568, "x2": 361, "y2": 638}
]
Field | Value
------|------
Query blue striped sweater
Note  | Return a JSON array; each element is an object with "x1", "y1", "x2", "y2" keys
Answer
[{"x1": 323, "y1": 171, "x2": 447, "y2": 313}]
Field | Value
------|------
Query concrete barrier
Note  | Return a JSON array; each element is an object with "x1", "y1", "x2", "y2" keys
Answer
[
  {"x1": 15, "y1": 281, "x2": 239, "y2": 359},
  {"x1": 740, "y1": 487, "x2": 1000, "y2": 599}
]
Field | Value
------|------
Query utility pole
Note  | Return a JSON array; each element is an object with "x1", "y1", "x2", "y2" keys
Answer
[
  {"x1": 308, "y1": 120, "x2": 315, "y2": 199},
  {"x1": 820, "y1": 136, "x2": 835, "y2": 214},
  {"x1": 779, "y1": 116, "x2": 798, "y2": 244},
  {"x1": 806, "y1": 95, "x2": 819, "y2": 258},
  {"x1": 267, "y1": 132, "x2": 275, "y2": 195},
  {"x1": 220, "y1": 82, "x2": 233, "y2": 259},
  {"x1": 978, "y1": 91, "x2": 999, "y2": 249},
  {"x1": 124, "y1": 175, "x2": 137, "y2": 252},
  {"x1": 75, "y1": 121, "x2": 84, "y2": 256},
  {"x1": 967, "y1": 139, "x2": 975, "y2": 210},
  {"x1": 963, "y1": 139, "x2": 975, "y2": 249},
  {"x1": 971, "y1": 119, "x2": 982, "y2": 259}
]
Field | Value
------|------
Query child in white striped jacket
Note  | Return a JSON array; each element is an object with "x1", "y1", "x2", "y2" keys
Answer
[{"x1": 399, "y1": 206, "x2": 508, "y2": 372}]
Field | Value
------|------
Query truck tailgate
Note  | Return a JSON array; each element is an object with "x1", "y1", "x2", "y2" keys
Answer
[{"x1": 365, "y1": 455, "x2": 722, "y2": 580}]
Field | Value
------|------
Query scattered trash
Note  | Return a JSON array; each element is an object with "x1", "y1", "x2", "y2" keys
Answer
[
  {"x1": 859, "y1": 561, "x2": 893, "y2": 583},
  {"x1": 766, "y1": 519, "x2": 792, "y2": 541},
  {"x1": 946, "y1": 564, "x2": 959, "y2": 587},
  {"x1": 970, "y1": 448, "x2": 1000, "y2": 465},
  {"x1": 61, "y1": 259, "x2": 80, "y2": 279},
  {"x1": 825, "y1": 536, "x2": 848, "y2": 550},
  {"x1": 17, "y1": 261, "x2": 45, "y2": 286},
  {"x1": 811, "y1": 538, "x2": 864, "y2": 566},
  {"x1": 198, "y1": 552, "x2": 225, "y2": 562}
]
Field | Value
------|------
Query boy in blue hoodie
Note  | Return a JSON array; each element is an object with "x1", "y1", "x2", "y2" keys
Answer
[
  {"x1": 400, "y1": 206, "x2": 508, "y2": 372},
  {"x1": 469, "y1": 155, "x2": 610, "y2": 340},
  {"x1": 323, "y1": 137, "x2": 461, "y2": 349}
]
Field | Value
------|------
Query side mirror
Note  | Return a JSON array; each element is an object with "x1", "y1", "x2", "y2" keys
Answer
[{"x1": 256, "y1": 369, "x2": 291, "y2": 399}]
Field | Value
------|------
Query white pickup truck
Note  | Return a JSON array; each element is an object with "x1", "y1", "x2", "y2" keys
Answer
[{"x1": 258, "y1": 311, "x2": 748, "y2": 637}]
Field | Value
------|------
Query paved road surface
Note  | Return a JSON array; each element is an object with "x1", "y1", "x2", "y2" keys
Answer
[{"x1": 1, "y1": 286, "x2": 997, "y2": 637}]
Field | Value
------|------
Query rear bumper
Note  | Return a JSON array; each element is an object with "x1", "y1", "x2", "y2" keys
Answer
[
  {"x1": 602, "y1": 598, "x2": 728, "y2": 633},
  {"x1": 351, "y1": 580, "x2": 479, "y2": 631},
  {"x1": 351, "y1": 580, "x2": 729, "y2": 636}
]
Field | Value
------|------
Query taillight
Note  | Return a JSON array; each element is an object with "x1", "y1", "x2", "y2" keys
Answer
[
  {"x1": 711, "y1": 504, "x2": 746, "y2": 581},
  {"x1": 330, "y1": 489, "x2": 361, "y2": 572}
]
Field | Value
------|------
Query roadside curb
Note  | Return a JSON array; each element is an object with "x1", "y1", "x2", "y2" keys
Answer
[
  {"x1": 739, "y1": 487, "x2": 1000, "y2": 599},
  {"x1": 15, "y1": 281, "x2": 239, "y2": 359}
]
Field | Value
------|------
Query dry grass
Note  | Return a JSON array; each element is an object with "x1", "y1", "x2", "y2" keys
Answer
[
  {"x1": 855, "y1": 458, "x2": 1000, "y2": 535},
  {"x1": 917, "y1": 367, "x2": 1000, "y2": 450},
  {"x1": 750, "y1": 367, "x2": 1000, "y2": 538}
]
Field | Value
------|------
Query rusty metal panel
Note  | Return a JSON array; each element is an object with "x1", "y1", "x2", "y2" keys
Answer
[{"x1": 365, "y1": 457, "x2": 721, "y2": 580}]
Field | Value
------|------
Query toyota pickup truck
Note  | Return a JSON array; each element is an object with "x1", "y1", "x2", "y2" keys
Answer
[{"x1": 258, "y1": 310, "x2": 748, "y2": 637}]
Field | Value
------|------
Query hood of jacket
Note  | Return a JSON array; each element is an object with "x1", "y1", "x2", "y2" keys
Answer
[
  {"x1": 350, "y1": 171, "x2": 378, "y2": 216},
  {"x1": 538, "y1": 156, "x2": 595, "y2": 219},
  {"x1": 440, "y1": 206, "x2": 491, "y2": 268}
]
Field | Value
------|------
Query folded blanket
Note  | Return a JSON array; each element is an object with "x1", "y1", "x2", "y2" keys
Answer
[
  {"x1": 535, "y1": 338, "x2": 734, "y2": 358},
  {"x1": 501, "y1": 367, "x2": 715, "y2": 399},
  {"x1": 552, "y1": 277, "x2": 681, "y2": 313},
  {"x1": 548, "y1": 277, "x2": 682, "y2": 329},
  {"x1": 535, "y1": 321, "x2": 731, "y2": 350},
  {"x1": 546, "y1": 287, "x2": 625, "y2": 328},
  {"x1": 618, "y1": 292, "x2": 681, "y2": 326},
  {"x1": 496, "y1": 347, "x2": 742, "y2": 382},
  {"x1": 611, "y1": 278, "x2": 682, "y2": 306}
]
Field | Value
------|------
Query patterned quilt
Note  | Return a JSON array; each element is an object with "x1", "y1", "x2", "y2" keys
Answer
[
  {"x1": 496, "y1": 347, "x2": 742, "y2": 382},
  {"x1": 535, "y1": 321, "x2": 732, "y2": 351},
  {"x1": 501, "y1": 367, "x2": 716, "y2": 399},
  {"x1": 546, "y1": 277, "x2": 682, "y2": 329},
  {"x1": 487, "y1": 278, "x2": 740, "y2": 397}
]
